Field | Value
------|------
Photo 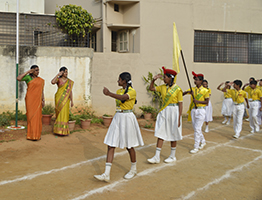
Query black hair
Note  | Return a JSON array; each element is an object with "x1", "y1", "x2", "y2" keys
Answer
[
  {"x1": 194, "y1": 76, "x2": 204, "y2": 81},
  {"x1": 260, "y1": 79, "x2": 262, "y2": 82},
  {"x1": 203, "y1": 79, "x2": 208, "y2": 88},
  {"x1": 233, "y1": 80, "x2": 242, "y2": 88},
  {"x1": 250, "y1": 80, "x2": 257, "y2": 85},
  {"x1": 59, "y1": 66, "x2": 67, "y2": 72},
  {"x1": 249, "y1": 77, "x2": 255, "y2": 82},
  {"x1": 225, "y1": 81, "x2": 231, "y2": 89},
  {"x1": 119, "y1": 72, "x2": 137, "y2": 104},
  {"x1": 29, "y1": 65, "x2": 39, "y2": 77},
  {"x1": 165, "y1": 73, "x2": 175, "y2": 87},
  {"x1": 59, "y1": 66, "x2": 68, "y2": 78}
]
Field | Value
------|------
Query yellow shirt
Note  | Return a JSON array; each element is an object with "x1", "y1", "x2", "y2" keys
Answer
[
  {"x1": 116, "y1": 86, "x2": 136, "y2": 110},
  {"x1": 257, "y1": 86, "x2": 262, "y2": 93},
  {"x1": 250, "y1": 88, "x2": 262, "y2": 101},
  {"x1": 244, "y1": 85, "x2": 257, "y2": 99},
  {"x1": 207, "y1": 88, "x2": 211, "y2": 97},
  {"x1": 186, "y1": 86, "x2": 209, "y2": 107},
  {"x1": 227, "y1": 89, "x2": 247, "y2": 104},
  {"x1": 155, "y1": 84, "x2": 183, "y2": 104},
  {"x1": 220, "y1": 88, "x2": 232, "y2": 98}
]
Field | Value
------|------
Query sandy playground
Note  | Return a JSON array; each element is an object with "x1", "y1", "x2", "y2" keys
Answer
[{"x1": 0, "y1": 117, "x2": 262, "y2": 200}]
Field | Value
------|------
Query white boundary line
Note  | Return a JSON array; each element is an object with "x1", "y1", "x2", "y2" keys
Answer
[{"x1": 70, "y1": 132, "x2": 262, "y2": 200}]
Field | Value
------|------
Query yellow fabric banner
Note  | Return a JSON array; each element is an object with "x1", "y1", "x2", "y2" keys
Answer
[{"x1": 172, "y1": 22, "x2": 182, "y2": 83}]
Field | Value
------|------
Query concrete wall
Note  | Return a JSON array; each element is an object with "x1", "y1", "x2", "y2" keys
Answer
[
  {"x1": 0, "y1": 46, "x2": 93, "y2": 113},
  {"x1": 0, "y1": 0, "x2": 45, "y2": 13}
]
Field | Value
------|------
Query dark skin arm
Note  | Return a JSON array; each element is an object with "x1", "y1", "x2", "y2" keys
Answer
[
  {"x1": 149, "y1": 74, "x2": 162, "y2": 91},
  {"x1": 217, "y1": 82, "x2": 224, "y2": 91},
  {"x1": 178, "y1": 102, "x2": 182, "y2": 127},
  {"x1": 222, "y1": 82, "x2": 233, "y2": 92},
  {"x1": 245, "y1": 98, "x2": 249, "y2": 109},
  {"x1": 193, "y1": 98, "x2": 209, "y2": 105},
  {"x1": 242, "y1": 83, "x2": 249, "y2": 90},
  {"x1": 103, "y1": 87, "x2": 129, "y2": 101},
  {"x1": 17, "y1": 69, "x2": 35, "y2": 81}
]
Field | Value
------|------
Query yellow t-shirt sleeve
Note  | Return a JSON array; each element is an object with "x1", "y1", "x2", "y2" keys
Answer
[
  {"x1": 127, "y1": 88, "x2": 136, "y2": 100},
  {"x1": 243, "y1": 91, "x2": 247, "y2": 99},
  {"x1": 155, "y1": 85, "x2": 161, "y2": 93},
  {"x1": 177, "y1": 90, "x2": 183, "y2": 102},
  {"x1": 204, "y1": 90, "x2": 209, "y2": 99}
]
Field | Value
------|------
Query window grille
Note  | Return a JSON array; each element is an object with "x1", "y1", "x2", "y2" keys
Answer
[
  {"x1": 0, "y1": 12, "x2": 96, "y2": 49},
  {"x1": 194, "y1": 30, "x2": 262, "y2": 64}
]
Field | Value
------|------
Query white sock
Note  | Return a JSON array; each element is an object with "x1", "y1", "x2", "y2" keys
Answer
[
  {"x1": 228, "y1": 117, "x2": 231, "y2": 122},
  {"x1": 131, "y1": 162, "x2": 136, "y2": 171},
  {"x1": 155, "y1": 147, "x2": 161, "y2": 159},
  {"x1": 224, "y1": 116, "x2": 227, "y2": 120},
  {"x1": 104, "y1": 162, "x2": 112, "y2": 176},
  {"x1": 170, "y1": 147, "x2": 176, "y2": 158},
  {"x1": 206, "y1": 125, "x2": 209, "y2": 129}
]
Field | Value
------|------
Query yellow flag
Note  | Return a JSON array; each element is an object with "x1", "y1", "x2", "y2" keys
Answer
[{"x1": 172, "y1": 22, "x2": 182, "y2": 76}]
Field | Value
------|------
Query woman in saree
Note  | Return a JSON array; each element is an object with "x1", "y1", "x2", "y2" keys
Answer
[
  {"x1": 17, "y1": 65, "x2": 45, "y2": 141},
  {"x1": 51, "y1": 67, "x2": 74, "y2": 136}
]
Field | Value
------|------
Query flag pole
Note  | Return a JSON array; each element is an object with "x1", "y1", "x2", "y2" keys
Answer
[
  {"x1": 180, "y1": 50, "x2": 197, "y2": 108},
  {"x1": 15, "y1": 0, "x2": 19, "y2": 127}
]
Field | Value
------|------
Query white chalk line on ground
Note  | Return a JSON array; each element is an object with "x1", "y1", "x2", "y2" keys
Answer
[
  {"x1": 178, "y1": 154, "x2": 262, "y2": 200},
  {"x1": 0, "y1": 128, "x2": 196, "y2": 187},
  {"x1": 70, "y1": 130, "x2": 261, "y2": 200}
]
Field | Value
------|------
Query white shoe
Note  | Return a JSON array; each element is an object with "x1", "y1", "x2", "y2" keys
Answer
[
  {"x1": 233, "y1": 134, "x2": 239, "y2": 139},
  {"x1": 124, "y1": 170, "x2": 137, "y2": 179},
  {"x1": 204, "y1": 127, "x2": 209, "y2": 133},
  {"x1": 190, "y1": 148, "x2": 199, "y2": 154},
  {"x1": 164, "y1": 156, "x2": 177, "y2": 163},
  {"x1": 226, "y1": 121, "x2": 230, "y2": 125},
  {"x1": 250, "y1": 130, "x2": 254, "y2": 133},
  {"x1": 199, "y1": 142, "x2": 206, "y2": 150},
  {"x1": 94, "y1": 173, "x2": 110, "y2": 182},
  {"x1": 222, "y1": 119, "x2": 227, "y2": 124},
  {"x1": 245, "y1": 118, "x2": 249, "y2": 122},
  {"x1": 147, "y1": 156, "x2": 160, "y2": 164}
]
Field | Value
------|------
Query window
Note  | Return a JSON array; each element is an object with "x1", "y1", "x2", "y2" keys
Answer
[
  {"x1": 114, "y1": 4, "x2": 119, "y2": 12},
  {"x1": 118, "y1": 30, "x2": 129, "y2": 52},
  {"x1": 194, "y1": 30, "x2": 262, "y2": 64},
  {"x1": 88, "y1": 32, "x2": 97, "y2": 51},
  {"x1": 111, "y1": 30, "x2": 129, "y2": 52},
  {"x1": 33, "y1": 31, "x2": 43, "y2": 46}
]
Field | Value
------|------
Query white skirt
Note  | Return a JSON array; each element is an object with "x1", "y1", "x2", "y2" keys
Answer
[
  {"x1": 104, "y1": 112, "x2": 144, "y2": 149},
  {"x1": 154, "y1": 105, "x2": 182, "y2": 141},
  {"x1": 205, "y1": 100, "x2": 213, "y2": 122},
  {"x1": 221, "y1": 98, "x2": 233, "y2": 116}
]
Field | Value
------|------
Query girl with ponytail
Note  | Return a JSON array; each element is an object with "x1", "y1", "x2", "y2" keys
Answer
[{"x1": 94, "y1": 72, "x2": 144, "y2": 182}]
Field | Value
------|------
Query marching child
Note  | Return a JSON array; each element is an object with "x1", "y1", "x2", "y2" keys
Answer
[
  {"x1": 242, "y1": 77, "x2": 256, "y2": 121},
  {"x1": 203, "y1": 80, "x2": 213, "y2": 132},
  {"x1": 217, "y1": 81, "x2": 233, "y2": 125},
  {"x1": 247, "y1": 80, "x2": 262, "y2": 133},
  {"x1": 147, "y1": 67, "x2": 183, "y2": 164},
  {"x1": 222, "y1": 80, "x2": 249, "y2": 139},
  {"x1": 183, "y1": 72, "x2": 209, "y2": 154},
  {"x1": 94, "y1": 72, "x2": 144, "y2": 182}
]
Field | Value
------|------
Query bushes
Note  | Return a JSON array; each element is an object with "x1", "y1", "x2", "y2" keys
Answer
[
  {"x1": 0, "y1": 113, "x2": 11, "y2": 126},
  {"x1": 0, "y1": 110, "x2": 27, "y2": 126}
]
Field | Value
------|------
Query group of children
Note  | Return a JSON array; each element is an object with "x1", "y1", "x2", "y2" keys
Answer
[
  {"x1": 93, "y1": 69, "x2": 261, "y2": 182},
  {"x1": 218, "y1": 78, "x2": 262, "y2": 138}
]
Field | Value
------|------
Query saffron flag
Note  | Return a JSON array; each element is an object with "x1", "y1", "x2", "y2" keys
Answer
[{"x1": 172, "y1": 22, "x2": 182, "y2": 82}]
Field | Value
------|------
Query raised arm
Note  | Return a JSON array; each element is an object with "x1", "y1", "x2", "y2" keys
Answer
[
  {"x1": 103, "y1": 87, "x2": 129, "y2": 101},
  {"x1": 222, "y1": 82, "x2": 233, "y2": 92},
  {"x1": 242, "y1": 83, "x2": 249, "y2": 90},
  {"x1": 217, "y1": 82, "x2": 224, "y2": 91},
  {"x1": 17, "y1": 69, "x2": 34, "y2": 81},
  {"x1": 51, "y1": 71, "x2": 63, "y2": 84},
  {"x1": 149, "y1": 74, "x2": 162, "y2": 91}
]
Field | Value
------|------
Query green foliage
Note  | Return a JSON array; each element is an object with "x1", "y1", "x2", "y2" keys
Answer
[
  {"x1": 69, "y1": 111, "x2": 78, "y2": 121},
  {"x1": 42, "y1": 104, "x2": 55, "y2": 115},
  {"x1": 4, "y1": 110, "x2": 27, "y2": 121},
  {"x1": 144, "y1": 123, "x2": 153, "y2": 128},
  {"x1": 139, "y1": 105, "x2": 157, "y2": 114},
  {"x1": 91, "y1": 117, "x2": 103, "y2": 124},
  {"x1": 142, "y1": 69, "x2": 164, "y2": 109},
  {"x1": 103, "y1": 114, "x2": 112, "y2": 117},
  {"x1": 0, "y1": 113, "x2": 11, "y2": 126},
  {"x1": 55, "y1": 4, "x2": 95, "y2": 38},
  {"x1": 76, "y1": 106, "x2": 94, "y2": 121}
]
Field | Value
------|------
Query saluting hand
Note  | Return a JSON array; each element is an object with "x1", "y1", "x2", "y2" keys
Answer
[
  {"x1": 28, "y1": 69, "x2": 35, "y2": 74},
  {"x1": 103, "y1": 87, "x2": 110, "y2": 96},
  {"x1": 153, "y1": 74, "x2": 163, "y2": 81},
  {"x1": 58, "y1": 71, "x2": 63, "y2": 77}
]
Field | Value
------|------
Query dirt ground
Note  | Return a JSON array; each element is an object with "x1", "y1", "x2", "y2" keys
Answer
[{"x1": 0, "y1": 117, "x2": 262, "y2": 200}]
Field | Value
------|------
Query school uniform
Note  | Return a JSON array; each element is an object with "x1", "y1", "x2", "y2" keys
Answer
[
  {"x1": 227, "y1": 89, "x2": 247, "y2": 137},
  {"x1": 257, "y1": 86, "x2": 262, "y2": 124},
  {"x1": 104, "y1": 86, "x2": 144, "y2": 149},
  {"x1": 248, "y1": 88, "x2": 262, "y2": 132},
  {"x1": 154, "y1": 84, "x2": 183, "y2": 141},
  {"x1": 205, "y1": 88, "x2": 213, "y2": 122},
  {"x1": 220, "y1": 88, "x2": 233, "y2": 116},
  {"x1": 186, "y1": 86, "x2": 209, "y2": 149}
]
